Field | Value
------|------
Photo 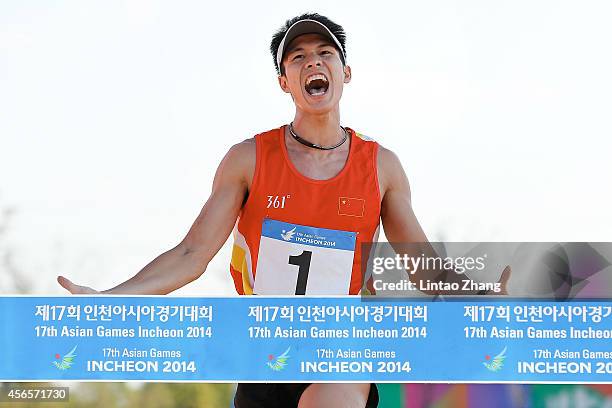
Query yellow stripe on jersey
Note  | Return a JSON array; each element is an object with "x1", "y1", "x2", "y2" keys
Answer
[{"x1": 230, "y1": 243, "x2": 253, "y2": 295}]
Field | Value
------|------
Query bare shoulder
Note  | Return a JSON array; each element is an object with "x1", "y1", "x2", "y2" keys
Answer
[
  {"x1": 215, "y1": 137, "x2": 256, "y2": 189},
  {"x1": 376, "y1": 144, "x2": 410, "y2": 198},
  {"x1": 227, "y1": 137, "x2": 256, "y2": 157},
  {"x1": 377, "y1": 145, "x2": 403, "y2": 171}
]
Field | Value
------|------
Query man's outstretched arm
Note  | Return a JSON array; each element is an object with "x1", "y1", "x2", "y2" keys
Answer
[
  {"x1": 377, "y1": 146, "x2": 510, "y2": 295},
  {"x1": 58, "y1": 140, "x2": 255, "y2": 295}
]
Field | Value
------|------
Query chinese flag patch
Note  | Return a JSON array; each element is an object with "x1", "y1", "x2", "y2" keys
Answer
[{"x1": 338, "y1": 197, "x2": 365, "y2": 217}]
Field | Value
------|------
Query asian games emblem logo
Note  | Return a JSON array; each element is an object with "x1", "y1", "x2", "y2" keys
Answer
[
  {"x1": 281, "y1": 227, "x2": 296, "y2": 241},
  {"x1": 53, "y1": 345, "x2": 77, "y2": 370},
  {"x1": 483, "y1": 346, "x2": 507, "y2": 372},
  {"x1": 267, "y1": 347, "x2": 291, "y2": 371}
]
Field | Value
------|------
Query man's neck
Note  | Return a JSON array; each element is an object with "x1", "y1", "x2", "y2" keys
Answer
[{"x1": 291, "y1": 111, "x2": 345, "y2": 147}]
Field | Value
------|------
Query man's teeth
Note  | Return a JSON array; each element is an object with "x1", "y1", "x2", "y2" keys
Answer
[
  {"x1": 310, "y1": 88, "x2": 326, "y2": 96},
  {"x1": 306, "y1": 74, "x2": 328, "y2": 85},
  {"x1": 305, "y1": 74, "x2": 329, "y2": 96}
]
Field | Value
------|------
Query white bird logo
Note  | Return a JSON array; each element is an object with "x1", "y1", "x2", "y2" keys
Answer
[
  {"x1": 281, "y1": 227, "x2": 296, "y2": 241},
  {"x1": 483, "y1": 346, "x2": 507, "y2": 372}
]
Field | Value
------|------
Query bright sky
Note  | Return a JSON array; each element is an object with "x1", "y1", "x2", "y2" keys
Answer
[{"x1": 1, "y1": 1, "x2": 611, "y2": 295}]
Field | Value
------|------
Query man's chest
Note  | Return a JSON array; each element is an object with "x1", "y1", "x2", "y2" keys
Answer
[{"x1": 285, "y1": 148, "x2": 349, "y2": 181}]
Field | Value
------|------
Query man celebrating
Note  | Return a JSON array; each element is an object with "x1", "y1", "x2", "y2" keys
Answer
[{"x1": 59, "y1": 13, "x2": 509, "y2": 407}]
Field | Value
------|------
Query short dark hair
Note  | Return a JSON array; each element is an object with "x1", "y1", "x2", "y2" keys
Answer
[{"x1": 270, "y1": 13, "x2": 347, "y2": 75}]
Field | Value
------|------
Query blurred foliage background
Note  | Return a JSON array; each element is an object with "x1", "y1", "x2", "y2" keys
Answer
[{"x1": 0, "y1": 382, "x2": 235, "y2": 408}]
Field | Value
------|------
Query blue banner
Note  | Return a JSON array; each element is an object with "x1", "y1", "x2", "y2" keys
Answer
[{"x1": 1, "y1": 297, "x2": 611, "y2": 382}]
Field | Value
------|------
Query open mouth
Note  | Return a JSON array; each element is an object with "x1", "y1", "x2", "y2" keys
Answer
[{"x1": 304, "y1": 73, "x2": 329, "y2": 96}]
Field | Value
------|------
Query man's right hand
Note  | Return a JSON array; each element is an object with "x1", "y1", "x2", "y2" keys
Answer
[{"x1": 57, "y1": 275, "x2": 100, "y2": 294}]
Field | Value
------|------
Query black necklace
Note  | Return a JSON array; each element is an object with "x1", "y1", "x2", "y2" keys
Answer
[{"x1": 289, "y1": 122, "x2": 348, "y2": 150}]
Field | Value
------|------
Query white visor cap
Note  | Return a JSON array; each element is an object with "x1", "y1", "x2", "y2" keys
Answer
[{"x1": 276, "y1": 19, "x2": 346, "y2": 73}]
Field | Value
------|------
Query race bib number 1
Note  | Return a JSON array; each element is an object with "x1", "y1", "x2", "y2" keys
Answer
[{"x1": 254, "y1": 219, "x2": 357, "y2": 295}]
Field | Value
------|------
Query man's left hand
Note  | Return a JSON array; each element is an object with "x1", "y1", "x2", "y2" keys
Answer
[{"x1": 489, "y1": 265, "x2": 511, "y2": 295}]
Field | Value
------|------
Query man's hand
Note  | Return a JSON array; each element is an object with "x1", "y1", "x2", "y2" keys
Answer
[
  {"x1": 489, "y1": 266, "x2": 511, "y2": 295},
  {"x1": 57, "y1": 275, "x2": 100, "y2": 295}
]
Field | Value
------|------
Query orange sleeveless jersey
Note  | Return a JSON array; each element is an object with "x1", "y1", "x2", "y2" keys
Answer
[{"x1": 229, "y1": 125, "x2": 380, "y2": 295}]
